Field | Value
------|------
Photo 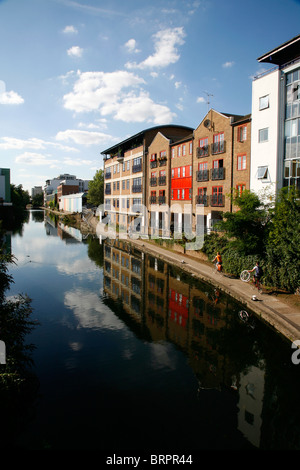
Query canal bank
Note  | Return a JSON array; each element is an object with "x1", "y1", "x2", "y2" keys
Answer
[{"x1": 47, "y1": 210, "x2": 300, "y2": 345}]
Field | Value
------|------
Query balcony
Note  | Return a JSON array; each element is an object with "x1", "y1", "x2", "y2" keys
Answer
[
  {"x1": 150, "y1": 160, "x2": 158, "y2": 169},
  {"x1": 158, "y1": 159, "x2": 167, "y2": 167},
  {"x1": 196, "y1": 170, "x2": 209, "y2": 182},
  {"x1": 211, "y1": 141, "x2": 226, "y2": 155},
  {"x1": 132, "y1": 163, "x2": 142, "y2": 173},
  {"x1": 150, "y1": 195, "x2": 157, "y2": 204},
  {"x1": 196, "y1": 146, "x2": 209, "y2": 158},
  {"x1": 195, "y1": 195, "x2": 208, "y2": 206},
  {"x1": 158, "y1": 195, "x2": 166, "y2": 204},
  {"x1": 150, "y1": 177, "x2": 157, "y2": 186},
  {"x1": 210, "y1": 167, "x2": 225, "y2": 180},
  {"x1": 132, "y1": 184, "x2": 142, "y2": 193},
  {"x1": 116, "y1": 151, "x2": 124, "y2": 162},
  {"x1": 210, "y1": 194, "x2": 225, "y2": 207},
  {"x1": 105, "y1": 171, "x2": 111, "y2": 179},
  {"x1": 158, "y1": 176, "x2": 166, "y2": 185}
]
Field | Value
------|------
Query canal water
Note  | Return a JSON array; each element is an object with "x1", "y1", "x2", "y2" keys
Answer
[{"x1": 3, "y1": 210, "x2": 300, "y2": 450}]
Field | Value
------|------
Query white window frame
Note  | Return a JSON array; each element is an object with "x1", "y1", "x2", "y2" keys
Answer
[{"x1": 257, "y1": 166, "x2": 268, "y2": 179}]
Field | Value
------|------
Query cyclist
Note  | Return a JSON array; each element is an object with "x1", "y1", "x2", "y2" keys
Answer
[
  {"x1": 212, "y1": 252, "x2": 222, "y2": 272},
  {"x1": 248, "y1": 262, "x2": 262, "y2": 290}
]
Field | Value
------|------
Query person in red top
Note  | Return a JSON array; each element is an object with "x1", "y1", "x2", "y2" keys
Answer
[{"x1": 212, "y1": 252, "x2": 222, "y2": 271}]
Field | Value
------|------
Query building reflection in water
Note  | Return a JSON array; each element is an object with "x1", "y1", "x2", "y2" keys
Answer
[{"x1": 102, "y1": 238, "x2": 266, "y2": 448}]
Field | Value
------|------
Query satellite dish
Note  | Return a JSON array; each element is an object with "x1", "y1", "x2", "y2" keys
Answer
[{"x1": 204, "y1": 119, "x2": 211, "y2": 128}]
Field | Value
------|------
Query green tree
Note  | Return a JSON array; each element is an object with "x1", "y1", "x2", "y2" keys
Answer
[
  {"x1": 264, "y1": 186, "x2": 300, "y2": 292},
  {"x1": 10, "y1": 184, "x2": 30, "y2": 209},
  {"x1": 218, "y1": 189, "x2": 269, "y2": 255},
  {"x1": 31, "y1": 192, "x2": 43, "y2": 207},
  {"x1": 87, "y1": 169, "x2": 104, "y2": 207}
]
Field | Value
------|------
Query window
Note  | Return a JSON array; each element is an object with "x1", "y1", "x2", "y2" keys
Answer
[
  {"x1": 127, "y1": 179, "x2": 130, "y2": 189},
  {"x1": 177, "y1": 189, "x2": 180, "y2": 199},
  {"x1": 213, "y1": 133, "x2": 224, "y2": 153},
  {"x1": 257, "y1": 166, "x2": 268, "y2": 179},
  {"x1": 189, "y1": 142, "x2": 193, "y2": 154},
  {"x1": 151, "y1": 153, "x2": 157, "y2": 161},
  {"x1": 259, "y1": 95, "x2": 269, "y2": 110},
  {"x1": 123, "y1": 162, "x2": 125, "y2": 172},
  {"x1": 122, "y1": 180, "x2": 125, "y2": 190},
  {"x1": 198, "y1": 161, "x2": 208, "y2": 171},
  {"x1": 182, "y1": 144, "x2": 186, "y2": 156},
  {"x1": 171, "y1": 168, "x2": 175, "y2": 178},
  {"x1": 177, "y1": 168, "x2": 180, "y2": 177},
  {"x1": 182, "y1": 167, "x2": 185, "y2": 177},
  {"x1": 172, "y1": 148, "x2": 175, "y2": 158},
  {"x1": 237, "y1": 154, "x2": 246, "y2": 170},
  {"x1": 237, "y1": 125, "x2": 247, "y2": 142},
  {"x1": 178, "y1": 146, "x2": 181, "y2": 157},
  {"x1": 236, "y1": 183, "x2": 246, "y2": 195},
  {"x1": 259, "y1": 128, "x2": 268, "y2": 142},
  {"x1": 127, "y1": 161, "x2": 130, "y2": 171},
  {"x1": 213, "y1": 159, "x2": 223, "y2": 168}
]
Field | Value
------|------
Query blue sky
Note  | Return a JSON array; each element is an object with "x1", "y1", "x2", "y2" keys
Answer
[{"x1": 0, "y1": 0, "x2": 299, "y2": 193}]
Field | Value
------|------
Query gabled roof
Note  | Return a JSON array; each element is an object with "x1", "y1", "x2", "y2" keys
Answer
[{"x1": 257, "y1": 34, "x2": 300, "y2": 66}]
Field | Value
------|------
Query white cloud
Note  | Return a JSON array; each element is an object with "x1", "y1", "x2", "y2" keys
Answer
[
  {"x1": 222, "y1": 61, "x2": 234, "y2": 68},
  {"x1": 56, "y1": 129, "x2": 116, "y2": 146},
  {"x1": 0, "y1": 80, "x2": 24, "y2": 105},
  {"x1": 63, "y1": 25, "x2": 78, "y2": 34},
  {"x1": 124, "y1": 38, "x2": 140, "y2": 53},
  {"x1": 125, "y1": 27, "x2": 185, "y2": 70},
  {"x1": 111, "y1": 90, "x2": 176, "y2": 124},
  {"x1": 0, "y1": 136, "x2": 78, "y2": 152},
  {"x1": 197, "y1": 96, "x2": 206, "y2": 103},
  {"x1": 67, "y1": 46, "x2": 83, "y2": 57},
  {"x1": 15, "y1": 152, "x2": 59, "y2": 167},
  {"x1": 175, "y1": 81, "x2": 181, "y2": 89},
  {"x1": 63, "y1": 69, "x2": 175, "y2": 124}
]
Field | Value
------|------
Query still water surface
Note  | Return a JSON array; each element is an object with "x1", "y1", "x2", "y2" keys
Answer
[{"x1": 5, "y1": 210, "x2": 300, "y2": 450}]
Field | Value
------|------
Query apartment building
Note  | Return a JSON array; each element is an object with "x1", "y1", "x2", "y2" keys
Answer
[
  {"x1": 193, "y1": 109, "x2": 251, "y2": 231},
  {"x1": 250, "y1": 34, "x2": 300, "y2": 197},
  {"x1": 0, "y1": 168, "x2": 11, "y2": 204},
  {"x1": 101, "y1": 125, "x2": 193, "y2": 234}
]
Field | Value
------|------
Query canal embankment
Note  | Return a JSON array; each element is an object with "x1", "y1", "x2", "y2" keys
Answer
[{"x1": 43, "y1": 209, "x2": 300, "y2": 345}]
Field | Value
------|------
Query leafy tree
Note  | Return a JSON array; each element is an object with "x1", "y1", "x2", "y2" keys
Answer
[
  {"x1": 31, "y1": 192, "x2": 43, "y2": 207},
  {"x1": 87, "y1": 169, "x2": 104, "y2": 207},
  {"x1": 218, "y1": 189, "x2": 269, "y2": 255},
  {"x1": 10, "y1": 184, "x2": 30, "y2": 209},
  {"x1": 264, "y1": 186, "x2": 300, "y2": 292}
]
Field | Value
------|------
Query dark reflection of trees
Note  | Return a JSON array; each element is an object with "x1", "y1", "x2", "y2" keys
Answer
[
  {"x1": 86, "y1": 236, "x2": 104, "y2": 268},
  {"x1": 30, "y1": 210, "x2": 45, "y2": 223},
  {"x1": 0, "y1": 254, "x2": 39, "y2": 449}
]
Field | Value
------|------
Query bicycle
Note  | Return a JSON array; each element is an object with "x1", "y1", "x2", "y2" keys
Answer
[
  {"x1": 212, "y1": 261, "x2": 222, "y2": 275},
  {"x1": 240, "y1": 270, "x2": 262, "y2": 293}
]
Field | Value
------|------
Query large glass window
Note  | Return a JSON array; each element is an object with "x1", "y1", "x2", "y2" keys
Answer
[{"x1": 259, "y1": 128, "x2": 268, "y2": 142}]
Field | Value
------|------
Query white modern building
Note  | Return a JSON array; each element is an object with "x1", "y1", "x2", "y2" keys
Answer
[{"x1": 251, "y1": 34, "x2": 300, "y2": 198}]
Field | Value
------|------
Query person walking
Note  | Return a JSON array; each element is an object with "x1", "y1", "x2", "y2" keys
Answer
[{"x1": 212, "y1": 252, "x2": 222, "y2": 272}]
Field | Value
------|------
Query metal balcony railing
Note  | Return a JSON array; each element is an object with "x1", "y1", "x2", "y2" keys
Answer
[
  {"x1": 196, "y1": 146, "x2": 209, "y2": 157},
  {"x1": 150, "y1": 160, "x2": 158, "y2": 169},
  {"x1": 132, "y1": 184, "x2": 142, "y2": 193},
  {"x1": 196, "y1": 170, "x2": 209, "y2": 182},
  {"x1": 211, "y1": 141, "x2": 226, "y2": 154},
  {"x1": 210, "y1": 194, "x2": 225, "y2": 207},
  {"x1": 149, "y1": 195, "x2": 157, "y2": 204},
  {"x1": 210, "y1": 167, "x2": 225, "y2": 180},
  {"x1": 150, "y1": 177, "x2": 157, "y2": 186},
  {"x1": 132, "y1": 163, "x2": 142, "y2": 173},
  {"x1": 158, "y1": 176, "x2": 166, "y2": 185},
  {"x1": 195, "y1": 195, "x2": 208, "y2": 206}
]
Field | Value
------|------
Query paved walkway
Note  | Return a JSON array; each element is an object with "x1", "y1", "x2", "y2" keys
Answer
[{"x1": 127, "y1": 237, "x2": 300, "y2": 345}]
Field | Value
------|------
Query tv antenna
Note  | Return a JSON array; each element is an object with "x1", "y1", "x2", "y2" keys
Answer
[{"x1": 203, "y1": 91, "x2": 213, "y2": 113}]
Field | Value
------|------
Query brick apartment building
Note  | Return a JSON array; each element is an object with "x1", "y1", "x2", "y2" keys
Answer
[
  {"x1": 102, "y1": 112, "x2": 251, "y2": 236},
  {"x1": 193, "y1": 110, "x2": 251, "y2": 230},
  {"x1": 101, "y1": 125, "x2": 193, "y2": 233}
]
